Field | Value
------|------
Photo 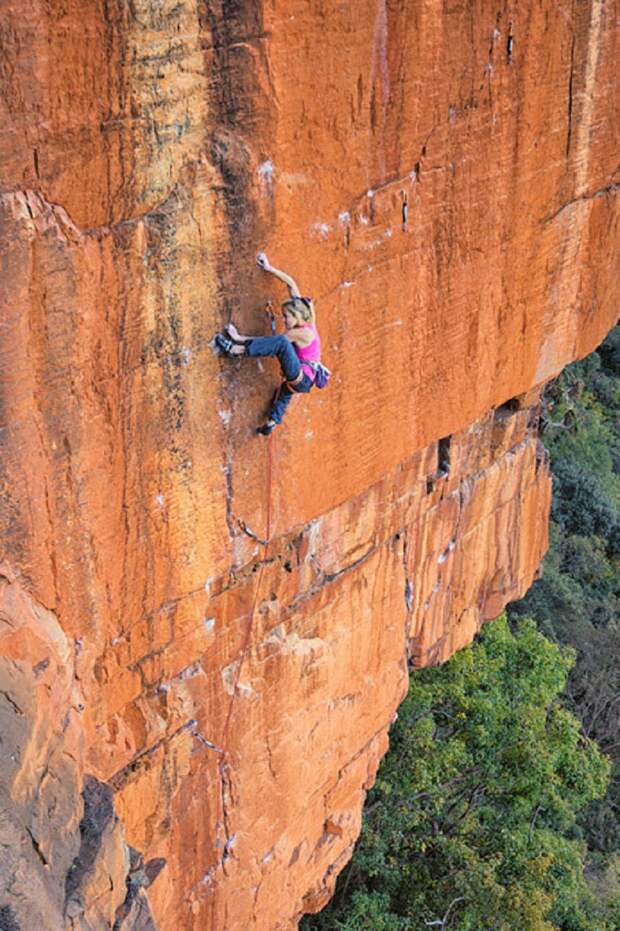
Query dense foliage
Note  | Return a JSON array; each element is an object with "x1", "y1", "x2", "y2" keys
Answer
[
  {"x1": 513, "y1": 325, "x2": 620, "y2": 634},
  {"x1": 302, "y1": 619, "x2": 610, "y2": 930},
  {"x1": 511, "y1": 325, "x2": 620, "y2": 861}
]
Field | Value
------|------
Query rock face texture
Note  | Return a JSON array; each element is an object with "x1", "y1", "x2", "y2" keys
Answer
[{"x1": 0, "y1": 1, "x2": 618, "y2": 928}]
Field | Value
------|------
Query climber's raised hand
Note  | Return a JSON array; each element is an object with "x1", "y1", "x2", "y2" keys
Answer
[
  {"x1": 257, "y1": 255, "x2": 301, "y2": 298},
  {"x1": 256, "y1": 251, "x2": 271, "y2": 271}
]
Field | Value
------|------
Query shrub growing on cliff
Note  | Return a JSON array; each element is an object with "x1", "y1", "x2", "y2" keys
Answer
[{"x1": 302, "y1": 618, "x2": 610, "y2": 931}]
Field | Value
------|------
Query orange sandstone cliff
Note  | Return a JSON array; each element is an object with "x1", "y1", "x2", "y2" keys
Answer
[{"x1": 0, "y1": 1, "x2": 618, "y2": 928}]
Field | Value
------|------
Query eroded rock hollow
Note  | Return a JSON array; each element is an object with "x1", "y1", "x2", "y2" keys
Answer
[{"x1": 0, "y1": 0, "x2": 618, "y2": 928}]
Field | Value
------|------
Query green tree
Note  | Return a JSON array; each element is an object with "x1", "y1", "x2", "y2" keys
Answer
[{"x1": 302, "y1": 618, "x2": 610, "y2": 931}]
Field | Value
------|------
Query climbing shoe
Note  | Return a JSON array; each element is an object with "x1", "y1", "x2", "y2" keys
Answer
[
  {"x1": 215, "y1": 333, "x2": 245, "y2": 357},
  {"x1": 256, "y1": 421, "x2": 276, "y2": 436}
]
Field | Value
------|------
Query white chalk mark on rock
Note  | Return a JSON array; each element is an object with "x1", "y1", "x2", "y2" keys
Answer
[
  {"x1": 258, "y1": 160, "x2": 275, "y2": 183},
  {"x1": 313, "y1": 222, "x2": 331, "y2": 239}
]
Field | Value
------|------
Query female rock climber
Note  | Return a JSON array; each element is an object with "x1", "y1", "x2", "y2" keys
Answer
[{"x1": 215, "y1": 252, "x2": 322, "y2": 436}]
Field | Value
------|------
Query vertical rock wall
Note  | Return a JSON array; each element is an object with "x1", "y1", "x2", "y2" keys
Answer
[{"x1": 0, "y1": 1, "x2": 618, "y2": 928}]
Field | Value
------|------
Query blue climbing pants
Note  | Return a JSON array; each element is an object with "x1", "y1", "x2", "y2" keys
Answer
[
  {"x1": 246, "y1": 335, "x2": 313, "y2": 424},
  {"x1": 268, "y1": 374, "x2": 313, "y2": 423},
  {"x1": 247, "y1": 334, "x2": 300, "y2": 380}
]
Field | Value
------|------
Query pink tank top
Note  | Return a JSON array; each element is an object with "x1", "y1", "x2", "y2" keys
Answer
[{"x1": 294, "y1": 324, "x2": 321, "y2": 381}]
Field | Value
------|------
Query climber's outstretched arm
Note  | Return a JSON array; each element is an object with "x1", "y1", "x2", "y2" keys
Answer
[{"x1": 256, "y1": 252, "x2": 301, "y2": 298}]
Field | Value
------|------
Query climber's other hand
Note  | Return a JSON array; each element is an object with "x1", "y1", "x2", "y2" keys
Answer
[{"x1": 256, "y1": 251, "x2": 270, "y2": 271}]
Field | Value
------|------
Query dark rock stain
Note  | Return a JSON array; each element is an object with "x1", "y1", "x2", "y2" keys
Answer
[
  {"x1": 0, "y1": 906, "x2": 20, "y2": 931},
  {"x1": 65, "y1": 775, "x2": 115, "y2": 904}
]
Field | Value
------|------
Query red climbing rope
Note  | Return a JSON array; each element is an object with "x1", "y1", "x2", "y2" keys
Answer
[
  {"x1": 209, "y1": 407, "x2": 277, "y2": 925},
  {"x1": 222, "y1": 429, "x2": 274, "y2": 736}
]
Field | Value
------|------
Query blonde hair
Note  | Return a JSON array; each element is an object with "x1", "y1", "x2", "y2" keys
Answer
[{"x1": 282, "y1": 297, "x2": 315, "y2": 324}]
